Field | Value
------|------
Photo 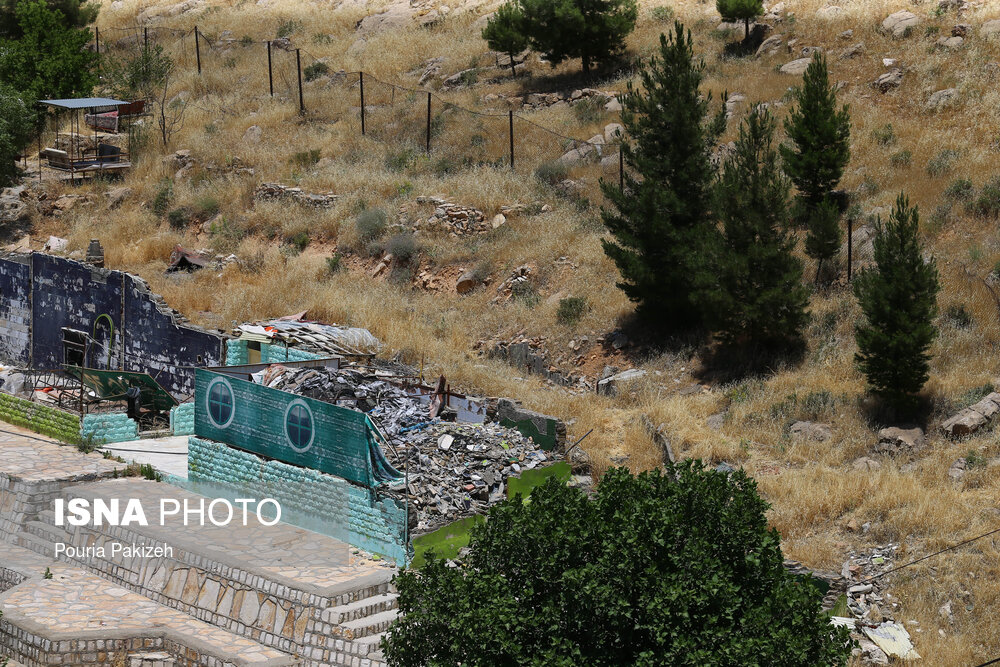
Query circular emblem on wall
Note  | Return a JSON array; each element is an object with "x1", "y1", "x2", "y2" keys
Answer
[
  {"x1": 284, "y1": 398, "x2": 315, "y2": 454},
  {"x1": 205, "y1": 376, "x2": 235, "y2": 428}
]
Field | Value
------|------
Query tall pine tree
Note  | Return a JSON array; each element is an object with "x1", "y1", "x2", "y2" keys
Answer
[
  {"x1": 780, "y1": 53, "x2": 850, "y2": 213},
  {"x1": 601, "y1": 22, "x2": 725, "y2": 330},
  {"x1": 704, "y1": 105, "x2": 808, "y2": 346},
  {"x1": 716, "y1": 0, "x2": 762, "y2": 40},
  {"x1": 519, "y1": 0, "x2": 638, "y2": 74},
  {"x1": 853, "y1": 193, "x2": 939, "y2": 410},
  {"x1": 804, "y1": 198, "x2": 842, "y2": 283},
  {"x1": 482, "y1": 2, "x2": 527, "y2": 78}
]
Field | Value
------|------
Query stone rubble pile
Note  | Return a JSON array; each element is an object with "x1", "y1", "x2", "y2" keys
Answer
[
  {"x1": 490, "y1": 264, "x2": 535, "y2": 305},
  {"x1": 253, "y1": 183, "x2": 338, "y2": 208},
  {"x1": 410, "y1": 196, "x2": 504, "y2": 236},
  {"x1": 484, "y1": 88, "x2": 621, "y2": 112},
  {"x1": 387, "y1": 421, "x2": 557, "y2": 532}
]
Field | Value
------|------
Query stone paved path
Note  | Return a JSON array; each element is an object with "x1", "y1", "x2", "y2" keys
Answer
[
  {"x1": 0, "y1": 543, "x2": 294, "y2": 665},
  {"x1": 0, "y1": 423, "x2": 123, "y2": 481},
  {"x1": 101, "y1": 435, "x2": 190, "y2": 479}
]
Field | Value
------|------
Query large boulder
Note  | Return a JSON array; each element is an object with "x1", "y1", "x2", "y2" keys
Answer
[
  {"x1": 942, "y1": 392, "x2": 1000, "y2": 437},
  {"x1": 790, "y1": 421, "x2": 833, "y2": 442},
  {"x1": 882, "y1": 11, "x2": 920, "y2": 38},
  {"x1": 779, "y1": 57, "x2": 812, "y2": 75},
  {"x1": 874, "y1": 426, "x2": 926, "y2": 456},
  {"x1": 982, "y1": 19, "x2": 1000, "y2": 38},
  {"x1": 926, "y1": 88, "x2": 959, "y2": 110},
  {"x1": 873, "y1": 69, "x2": 903, "y2": 93},
  {"x1": 756, "y1": 34, "x2": 784, "y2": 57}
]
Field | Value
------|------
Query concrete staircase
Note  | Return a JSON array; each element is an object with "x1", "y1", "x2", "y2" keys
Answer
[{"x1": 13, "y1": 503, "x2": 399, "y2": 667}]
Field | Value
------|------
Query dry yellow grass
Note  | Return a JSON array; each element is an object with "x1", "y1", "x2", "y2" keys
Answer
[{"x1": 24, "y1": 0, "x2": 1000, "y2": 661}]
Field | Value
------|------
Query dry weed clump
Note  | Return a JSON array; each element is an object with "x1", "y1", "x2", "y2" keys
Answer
[{"x1": 12, "y1": 0, "x2": 996, "y2": 660}]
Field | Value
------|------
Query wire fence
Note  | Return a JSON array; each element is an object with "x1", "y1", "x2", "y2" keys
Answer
[{"x1": 91, "y1": 23, "x2": 625, "y2": 206}]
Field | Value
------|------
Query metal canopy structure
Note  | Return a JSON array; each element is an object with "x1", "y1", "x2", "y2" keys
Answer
[
  {"x1": 39, "y1": 97, "x2": 129, "y2": 110},
  {"x1": 64, "y1": 365, "x2": 179, "y2": 412}
]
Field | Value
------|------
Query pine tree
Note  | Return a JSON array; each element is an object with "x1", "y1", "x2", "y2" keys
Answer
[
  {"x1": 716, "y1": 0, "x2": 763, "y2": 40},
  {"x1": 600, "y1": 22, "x2": 725, "y2": 330},
  {"x1": 519, "y1": 0, "x2": 638, "y2": 74},
  {"x1": 706, "y1": 105, "x2": 808, "y2": 345},
  {"x1": 780, "y1": 53, "x2": 850, "y2": 212},
  {"x1": 482, "y1": 2, "x2": 528, "y2": 78},
  {"x1": 853, "y1": 193, "x2": 940, "y2": 410},
  {"x1": 804, "y1": 198, "x2": 842, "y2": 283}
]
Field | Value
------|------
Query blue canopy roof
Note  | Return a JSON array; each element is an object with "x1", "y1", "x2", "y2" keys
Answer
[{"x1": 39, "y1": 97, "x2": 128, "y2": 110}]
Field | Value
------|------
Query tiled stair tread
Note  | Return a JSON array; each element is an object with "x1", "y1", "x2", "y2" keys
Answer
[
  {"x1": 340, "y1": 609, "x2": 399, "y2": 637},
  {"x1": 0, "y1": 564, "x2": 295, "y2": 665},
  {"x1": 324, "y1": 593, "x2": 399, "y2": 623}
]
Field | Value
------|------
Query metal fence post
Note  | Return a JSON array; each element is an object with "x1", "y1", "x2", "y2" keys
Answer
[
  {"x1": 194, "y1": 26, "x2": 201, "y2": 74},
  {"x1": 296, "y1": 49, "x2": 304, "y2": 113},
  {"x1": 360, "y1": 71, "x2": 366, "y2": 135},
  {"x1": 619, "y1": 147, "x2": 624, "y2": 192},
  {"x1": 95, "y1": 26, "x2": 99, "y2": 55},
  {"x1": 267, "y1": 41, "x2": 273, "y2": 96},
  {"x1": 508, "y1": 110, "x2": 514, "y2": 169},
  {"x1": 143, "y1": 27, "x2": 148, "y2": 50},
  {"x1": 426, "y1": 92, "x2": 431, "y2": 153},
  {"x1": 847, "y1": 216, "x2": 853, "y2": 282}
]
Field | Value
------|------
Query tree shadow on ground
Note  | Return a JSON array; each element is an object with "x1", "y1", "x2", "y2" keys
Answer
[
  {"x1": 695, "y1": 338, "x2": 807, "y2": 386},
  {"x1": 857, "y1": 392, "x2": 933, "y2": 431},
  {"x1": 513, "y1": 56, "x2": 637, "y2": 96}
]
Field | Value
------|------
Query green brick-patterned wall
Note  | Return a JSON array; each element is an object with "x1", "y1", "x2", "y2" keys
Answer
[
  {"x1": 80, "y1": 412, "x2": 138, "y2": 444},
  {"x1": 225, "y1": 339, "x2": 325, "y2": 366},
  {"x1": 194, "y1": 369, "x2": 373, "y2": 486},
  {"x1": 0, "y1": 393, "x2": 80, "y2": 443},
  {"x1": 186, "y1": 437, "x2": 408, "y2": 565}
]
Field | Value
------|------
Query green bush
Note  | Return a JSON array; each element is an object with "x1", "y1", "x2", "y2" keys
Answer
[
  {"x1": 650, "y1": 6, "x2": 674, "y2": 21},
  {"x1": 572, "y1": 96, "x2": 605, "y2": 124},
  {"x1": 287, "y1": 231, "x2": 310, "y2": 252},
  {"x1": 511, "y1": 280, "x2": 540, "y2": 308},
  {"x1": 872, "y1": 123, "x2": 896, "y2": 146},
  {"x1": 167, "y1": 207, "x2": 190, "y2": 229},
  {"x1": 194, "y1": 194, "x2": 219, "y2": 219},
  {"x1": 556, "y1": 296, "x2": 588, "y2": 325},
  {"x1": 356, "y1": 208, "x2": 388, "y2": 241},
  {"x1": 944, "y1": 178, "x2": 974, "y2": 201},
  {"x1": 945, "y1": 303, "x2": 973, "y2": 328},
  {"x1": 326, "y1": 253, "x2": 343, "y2": 274},
  {"x1": 290, "y1": 149, "x2": 321, "y2": 168},
  {"x1": 239, "y1": 35, "x2": 253, "y2": 46},
  {"x1": 889, "y1": 150, "x2": 911, "y2": 168},
  {"x1": 926, "y1": 149, "x2": 959, "y2": 177},
  {"x1": 385, "y1": 148, "x2": 417, "y2": 172},
  {"x1": 276, "y1": 18, "x2": 302, "y2": 38},
  {"x1": 969, "y1": 177, "x2": 1000, "y2": 218},
  {"x1": 152, "y1": 181, "x2": 173, "y2": 217},
  {"x1": 303, "y1": 61, "x2": 329, "y2": 82},
  {"x1": 534, "y1": 160, "x2": 569, "y2": 185},
  {"x1": 385, "y1": 232, "x2": 419, "y2": 262}
]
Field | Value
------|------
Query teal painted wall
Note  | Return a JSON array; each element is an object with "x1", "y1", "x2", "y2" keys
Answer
[
  {"x1": 0, "y1": 392, "x2": 80, "y2": 442},
  {"x1": 80, "y1": 412, "x2": 138, "y2": 444},
  {"x1": 194, "y1": 369, "x2": 373, "y2": 486},
  {"x1": 225, "y1": 339, "x2": 325, "y2": 366},
  {"x1": 186, "y1": 437, "x2": 408, "y2": 565},
  {"x1": 170, "y1": 402, "x2": 195, "y2": 435}
]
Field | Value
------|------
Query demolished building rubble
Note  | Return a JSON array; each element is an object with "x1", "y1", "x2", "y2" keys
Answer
[{"x1": 255, "y1": 364, "x2": 562, "y2": 532}]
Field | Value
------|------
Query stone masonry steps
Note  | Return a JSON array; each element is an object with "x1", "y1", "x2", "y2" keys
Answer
[
  {"x1": 338, "y1": 609, "x2": 399, "y2": 640},
  {"x1": 23, "y1": 518, "x2": 70, "y2": 543},
  {"x1": 13, "y1": 529, "x2": 54, "y2": 558},
  {"x1": 322, "y1": 592, "x2": 398, "y2": 624}
]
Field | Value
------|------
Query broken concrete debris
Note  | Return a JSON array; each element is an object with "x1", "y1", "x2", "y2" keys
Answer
[
  {"x1": 597, "y1": 368, "x2": 647, "y2": 397},
  {"x1": 256, "y1": 364, "x2": 564, "y2": 532},
  {"x1": 941, "y1": 392, "x2": 1000, "y2": 437}
]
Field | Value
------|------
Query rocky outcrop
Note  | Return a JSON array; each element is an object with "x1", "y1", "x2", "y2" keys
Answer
[{"x1": 942, "y1": 392, "x2": 1000, "y2": 437}]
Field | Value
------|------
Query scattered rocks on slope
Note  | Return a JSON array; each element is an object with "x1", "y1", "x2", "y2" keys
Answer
[
  {"x1": 409, "y1": 196, "x2": 502, "y2": 236},
  {"x1": 937, "y1": 35, "x2": 964, "y2": 48},
  {"x1": 873, "y1": 426, "x2": 926, "y2": 457},
  {"x1": 0, "y1": 186, "x2": 29, "y2": 223},
  {"x1": 881, "y1": 11, "x2": 920, "y2": 38},
  {"x1": 948, "y1": 457, "x2": 967, "y2": 481},
  {"x1": 756, "y1": 34, "x2": 783, "y2": 57},
  {"x1": 981, "y1": 19, "x2": 1000, "y2": 38},
  {"x1": 839, "y1": 42, "x2": 865, "y2": 60},
  {"x1": 941, "y1": 392, "x2": 1000, "y2": 437}
]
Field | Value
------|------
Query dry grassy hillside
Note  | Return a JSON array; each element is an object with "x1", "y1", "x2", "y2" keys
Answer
[{"x1": 19, "y1": 0, "x2": 1000, "y2": 662}]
